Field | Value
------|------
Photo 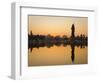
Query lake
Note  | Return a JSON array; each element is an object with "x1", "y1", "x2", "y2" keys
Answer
[{"x1": 28, "y1": 45, "x2": 88, "y2": 66}]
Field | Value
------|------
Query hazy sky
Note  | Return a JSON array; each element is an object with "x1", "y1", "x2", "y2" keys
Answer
[{"x1": 28, "y1": 15, "x2": 88, "y2": 37}]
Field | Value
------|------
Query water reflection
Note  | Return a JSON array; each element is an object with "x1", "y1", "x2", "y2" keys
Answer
[
  {"x1": 28, "y1": 43, "x2": 87, "y2": 66},
  {"x1": 71, "y1": 44, "x2": 75, "y2": 64},
  {"x1": 29, "y1": 42, "x2": 87, "y2": 52}
]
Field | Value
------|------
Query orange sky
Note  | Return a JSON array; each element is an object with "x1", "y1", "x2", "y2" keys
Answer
[{"x1": 28, "y1": 15, "x2": 88, "y2": 37}]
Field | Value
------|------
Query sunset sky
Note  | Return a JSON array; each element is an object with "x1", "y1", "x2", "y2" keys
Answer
[{"x1": 28, "y1": 15, "x2": 88, "y2": 37}]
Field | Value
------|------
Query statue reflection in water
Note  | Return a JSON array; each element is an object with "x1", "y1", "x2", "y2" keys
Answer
[{"x1": 71, "y1": 44, "x2": 75, "y2": 64}]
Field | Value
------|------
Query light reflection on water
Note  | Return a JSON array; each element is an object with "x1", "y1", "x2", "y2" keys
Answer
[{"x1": 28, "y1": 45, "x2": 88, "y2": 66}]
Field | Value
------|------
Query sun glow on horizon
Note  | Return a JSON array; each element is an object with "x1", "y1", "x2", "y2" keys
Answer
[{"x1": 28, "y1": 16, "x2": 88, "y2": 37}]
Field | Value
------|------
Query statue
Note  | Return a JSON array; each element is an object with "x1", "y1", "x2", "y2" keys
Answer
[{"x1": 71, "y1": 24, "x2": 75, "y2": 38}]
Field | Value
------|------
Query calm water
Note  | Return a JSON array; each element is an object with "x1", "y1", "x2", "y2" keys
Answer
[{"x1": 28, "y1": 45, "x2": 88, "y2": 66}]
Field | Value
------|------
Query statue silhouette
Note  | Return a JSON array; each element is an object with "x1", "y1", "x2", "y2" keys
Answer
[{"x1": 71, "y1": 24, "x2": 75, "y2": 38}]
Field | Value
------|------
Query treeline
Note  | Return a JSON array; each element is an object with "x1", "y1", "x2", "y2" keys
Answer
[
  {"x1": 28, "y1": 34, "x2": 69, "y2": 43},
  {"x1": 28, "y1": 33, "x2": 88, "y2": 48}
]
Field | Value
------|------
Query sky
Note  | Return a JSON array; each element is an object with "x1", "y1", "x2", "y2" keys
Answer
[{"x1": 28, "y1": 15, "x2": 88, "y2": 37}]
